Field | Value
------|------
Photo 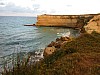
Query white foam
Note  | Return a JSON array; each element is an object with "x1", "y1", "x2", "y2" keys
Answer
[{"x1": 61, "y1": 32, "x2": 70, "y2": 37}]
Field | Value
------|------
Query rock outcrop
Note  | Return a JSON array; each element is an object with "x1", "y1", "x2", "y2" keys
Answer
[
  {"x1": 43, "y1": 46, "x2": 56, "y2": 57},
  {"x1": 36, "y1": 14, "x2": 94, "y2": 28},
  {"x1": 84, "y1": 15, "x2": 100, "y2": 34},
  {"x1": 43, "y1": 37, "x2": 72, "y2": 57}
]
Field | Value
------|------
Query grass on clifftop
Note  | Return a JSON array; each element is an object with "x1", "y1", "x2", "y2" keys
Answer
[
  {"x1": 61, "y1": 32, "x2": 100, "y2": 53},
  {"x1": 2, "y1": 32, "x2": 100, "y2": 75}
]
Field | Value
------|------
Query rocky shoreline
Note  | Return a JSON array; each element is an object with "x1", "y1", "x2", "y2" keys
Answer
[
  {"x1": 25, "y1": 13, "x2": 100, "y2": 62},
  {"x1": 2, "y1": 13, "x2": 100, "y2": 75},
  {"x1": 43, "y1": 14, "x2": 100, "y2": 57},
  {"x1": 44, "y1": 36, "x2": 72, "y2": 57}
]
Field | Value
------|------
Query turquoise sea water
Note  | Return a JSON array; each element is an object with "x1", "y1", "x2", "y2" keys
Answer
[{"x1": 0, "y1": 16, "x2": 80, "y2": 69}]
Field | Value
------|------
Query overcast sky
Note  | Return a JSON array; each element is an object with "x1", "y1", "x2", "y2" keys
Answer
[{"x1": 0, "y1": 0, "x2": 100, "y2": 16}]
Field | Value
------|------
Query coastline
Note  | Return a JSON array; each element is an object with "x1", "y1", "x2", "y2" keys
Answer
[
  {"x1": 2, "y1": 13, "x2": 100, "y2": 75},
  {"x1": 43, "y1": 13, "x2": 100, "y2": 56}
]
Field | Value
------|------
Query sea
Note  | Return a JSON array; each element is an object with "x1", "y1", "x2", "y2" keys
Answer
[{"x1": 0, "y1": 16, "x2": 80, "y2": 71}]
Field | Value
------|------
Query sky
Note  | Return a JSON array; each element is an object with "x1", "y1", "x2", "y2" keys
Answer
[{"x1": 0, "y1": 0, "x2": 100, "y2": 16}]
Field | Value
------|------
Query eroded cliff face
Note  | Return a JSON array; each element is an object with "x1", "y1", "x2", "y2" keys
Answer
[
  {"x1": 36, "y1": 14, "x2": 93, "y2": 28},
  {"x1": 84, "y1": 15, "x2": 100, "y2": 34},
  {"x1": 36, "y1": 14, "x2": 100, "y2": 57}
]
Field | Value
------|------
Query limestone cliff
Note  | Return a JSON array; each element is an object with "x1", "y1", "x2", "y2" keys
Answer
[
  {"x1": 36, "y1": 14, "x2": 94, "y2": 28},
  {"x1": 84, "y1": 15, "x2": 100, "y2": 34},
  {"x1": 42, "y1": 14, "x2": 100, "y2": 56}
]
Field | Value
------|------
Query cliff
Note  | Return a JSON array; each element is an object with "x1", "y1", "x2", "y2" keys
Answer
[
  {"x1": 43, "y1": 14, "x2": 100, "y2": 56},
  {"x1": 36, "y1": 14, "x2": 94, "y2": 28},
  {"x1": 84, "y1": 14, "x2": 100, "y2": 33}
]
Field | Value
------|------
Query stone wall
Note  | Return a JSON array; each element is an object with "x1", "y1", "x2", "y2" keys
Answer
[{"x1": 36, "y1": 14, "x2": 94, "y2": 28}]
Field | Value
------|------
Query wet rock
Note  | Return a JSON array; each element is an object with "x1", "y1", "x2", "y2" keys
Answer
[
  {"x1": 80, "y1": 27, "x2": 86, "y2": 33},
  {"x1": 60, "y1": 37, "x2": 71, "y2": 41},
  {"x1": 56, "y1": 38, "x2": 61, "y2": 41},
  {"x1": 47, "y1": 41, "x2": 56, "y2": 47},
  {"x1": 54, "y1": 41, "x2": 63, "y2": 48},
  {"x1": 47, "y1": 37, "x2": 71, "y2": 48}
]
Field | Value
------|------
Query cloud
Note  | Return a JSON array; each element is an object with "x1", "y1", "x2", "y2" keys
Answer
[
  {"x1": 0, "y1": 0, "x2": 100, "y2": 16},
  {"x1": 66, "y1": 5, "x2": 72, "y2": 7},
  {"x1": 50, "y1": 9, "x2": 56, "y2": 13},
  {"x1": 0, "y1": 2, "x2": 5, "y2": 5},
  {"x1": 32, "y1": 4, "x2": 40, "y2": 11},
  {"x1": 0, "y1": 0, "x2": 43, "y2": 16},
  {"x1": 0, "y1": 3, "x2": 39, "y2": 14}
]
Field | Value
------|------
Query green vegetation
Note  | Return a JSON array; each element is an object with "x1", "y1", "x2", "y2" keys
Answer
[
  {"x1": 61, "y1": 32, "x2": 100, "y2": 53},
  {"x1": 2, "y1": 32, "x2": 100, "y2": 75}
]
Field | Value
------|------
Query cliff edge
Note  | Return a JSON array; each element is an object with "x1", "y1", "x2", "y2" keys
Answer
[
  {"x1": 84, "y1": 15, "x2": 100, "y2": 33},
  {"x1": 36, "y1": 14, "x2": 94, "y2": 28}
]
